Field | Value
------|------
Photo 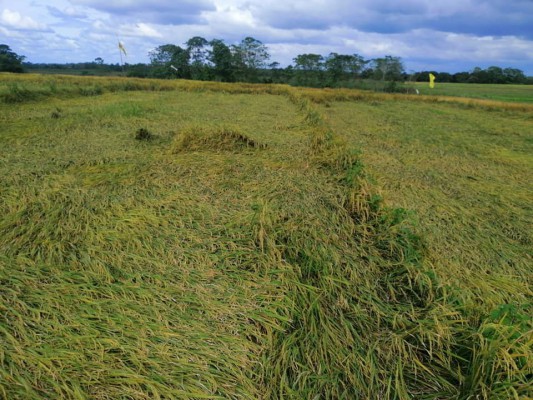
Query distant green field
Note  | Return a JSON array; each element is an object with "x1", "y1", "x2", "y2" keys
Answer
[
  {"x1": 26, "y1": 68, "x2": 123, "y2": 76},
  {"x1": 1, "y1": 74, "x2": 531, "y2": 399},
  {"x1": 410, "y1": 81, "x2": 533, "y2": 103}
]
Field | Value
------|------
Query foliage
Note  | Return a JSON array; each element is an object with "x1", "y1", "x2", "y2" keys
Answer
[
  {"x1": 0, "y1": 44, "x2": 25, "y2": 73},
  {"x1": 372, "y1": 55, "x2": 405, "y2": 82},
  {"x1": 148, "y1": 44, "x2": 191, "y2": 79},
  {"x1": 126, "y1": 63, "x2": 151, "y2": 78},
  {"x1": 414, "y1": 67, "x2": 528, "y2": 84},
  {"x1": 208, "y1": 39, "x2": 234, "y2": 82},
  {"x1": 186, "y1": 36, "x2": 210, "y2": 80},
  {"x1": 293, "y1": 53, "x2": 324, "y2": 72},
  {"x1": 231, "y1": 37, "x2": 270, "y2": 82},
  {"x1": 325, "y1": 52, "x2": 366, "y2": 86},
  {"x1": 292, "y1": 53, "x2": 325, "y2": 87},
  {"x1": 186, "y1": 36, "x2": 209, "y2": 66}
]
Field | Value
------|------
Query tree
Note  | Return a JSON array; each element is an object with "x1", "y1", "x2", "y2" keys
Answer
[
  {"x1": 372, "y1": 56, "x2": 404, "y2": 82},
  {"x1": 186, "y1": 36, "x2": 210, "y2": 80},
  {"x1": 149, "y1": 44, "x2": 190, "y2": 79},
  {"x1": 503, "y1": 68, "x2": 526, "y2": 84},
  {"x1": 325, "y1": 53, "x2": 366, "y2": 86},
  {"x1": 370, "y1": 56, "x2": 405, "y2": 91},
  {"x1": 486, "y1": 66, "x2": 505, "y2": 83},
  {"x1": 0, "y1": 44, "x2": 25, "y2": 73},
  {"x1": 232, "y1": 37, "x2": 270, "y2": 82},
  {"x1": 186, "y1": 36, "x2": 209, "y2": 64},
  {"x1": 208, "y1": 39, "x2": 234, "y2": 82},
  {"x1": 293, "y1": 53, "x2": 324, "y2": 86},
  {"x1": 293, "y1": 53, "x2": 324, "y2": 71},
  {"x1": 267, "y1": 62, "x2": 283, "y2": 83},
  {"x1": 150, "y1": 44, "x2": 178, "y2": 64}
]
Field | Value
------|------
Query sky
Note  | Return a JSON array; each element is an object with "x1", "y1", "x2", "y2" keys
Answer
[{"x1": 1, "y1": 0, "x2": 532, "y2": 74}]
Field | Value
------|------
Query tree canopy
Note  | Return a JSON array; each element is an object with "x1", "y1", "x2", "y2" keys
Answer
[{"x1": 0, "y1": 44, "x2": 25, "y2": 73}]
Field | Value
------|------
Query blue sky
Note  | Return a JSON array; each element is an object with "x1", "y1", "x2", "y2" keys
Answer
[{"x1": 1, "y1": 0, "x2": 532, "y2": 74}]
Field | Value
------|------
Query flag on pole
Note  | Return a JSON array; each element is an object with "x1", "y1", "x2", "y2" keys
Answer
[
  {"x1": 118, "y1": 41, "x2": 127, "y2": 56},
  {"x1": 429, "y1": 73, "x2": 436, "y2": 89}
]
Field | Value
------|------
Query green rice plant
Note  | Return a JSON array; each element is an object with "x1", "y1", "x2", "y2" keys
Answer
[{"x1": 454, "y1": 304, "x2": 532, "y2": 399}]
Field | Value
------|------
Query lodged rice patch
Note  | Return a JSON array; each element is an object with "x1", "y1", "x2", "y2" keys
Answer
[{"x1": 0, "y1": 75, "x2": 531, "y2": 399}]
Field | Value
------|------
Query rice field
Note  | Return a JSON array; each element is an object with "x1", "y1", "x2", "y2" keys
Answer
[
  {"x1": 326, "y1": 97, "x2": 533, "y2": 312},
  {"x1": 0, "y1": 74, "x2": 531, "y2": 399},
  {"x1": 410, "y1": 82, "x2": 533, "y2": 103}
]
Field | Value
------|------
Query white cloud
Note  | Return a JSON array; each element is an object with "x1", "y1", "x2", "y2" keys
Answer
[
  {"x1": 206, "y1": 4, "x2": 256, "y2": 30},
  {"x1": 133, "y1": 23, "x2": 163, "y2": 38},
  {"x1": 47, "y1": 6, "x2": 88, "y2": 19},
  {"x1": 0, "y1": 9, "x2": 48, "y2": 30},
  {"x1": 0, "y1": 0, "x2": 531, "y2": 73}
]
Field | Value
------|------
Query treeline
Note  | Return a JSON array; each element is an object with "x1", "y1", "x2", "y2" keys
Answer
[
  {"x1": 139, "y1": 37, "x2": 273, "y2": 83},
  {"x1": 414, "y1": 67, "x2": 529, "y2": 84},
  {"x1": 1, "y1": 44, "x2": 25, "y2": 73},
  {"x1": 24, "y1": 61, "x2": 123, "y2": 75},
  {"x1": 6, "y1": 37, "x2": 532, "y2": 86},
  {"x1": 129, "y1": 39, "x2": 412, "y2": 88},
  {"x1": 128, "y1": 36, "x2": 531, "y2": 86}
]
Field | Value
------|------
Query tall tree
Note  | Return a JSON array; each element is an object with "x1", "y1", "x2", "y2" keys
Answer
[
  {"x1": 293, "y1": 53, "x2": 324, "y2": 71},
  {"x1": 293, "y1": 53, "x2": 325, "y2": 86},
  {"x1": 232, "y1": 37, "x2": 270, "y2": 82},
  {"x1": 325, "y1": 53, "x2": 366, "y2": 85},
  {"x1": 186, "y1": 36, "x2": 210, "y2": 80},
  {"x1": 0, "y1": 44, "x2": 25, "y2": 73},
  {"x1": 208, "y1": 39, "x2": 234, "y2": 82},
  {"x1": 372, "y1": 56, "x2": 404, "y2": 82}
]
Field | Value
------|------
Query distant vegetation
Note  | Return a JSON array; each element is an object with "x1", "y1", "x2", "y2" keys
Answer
[
  {"x1": 413, "y1": 66, "x2": 529, "y2": 84},
  {"x1": 2, "y1": 37, "x2": 531, "y2": 88},
  {"x1": 0, "y1": 44, "x2": 25, "y2": 73}
]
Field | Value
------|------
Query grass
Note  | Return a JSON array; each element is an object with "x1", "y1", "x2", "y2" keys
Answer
[{"x1": 0, "y1": 74, "x2": 531, "y2": 399}]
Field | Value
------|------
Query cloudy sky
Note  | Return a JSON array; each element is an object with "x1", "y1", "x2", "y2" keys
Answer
[{"x1": 1, "y1": 0, "x2": 532, "y2": 74}]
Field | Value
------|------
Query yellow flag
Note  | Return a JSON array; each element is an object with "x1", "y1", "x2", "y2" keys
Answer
[
  {"x1": 118, "y1": 41, "x2": 127, "y2": 56},
  {"x1": 429, "y1": 73, "x2": 436, "y2": 88}
]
